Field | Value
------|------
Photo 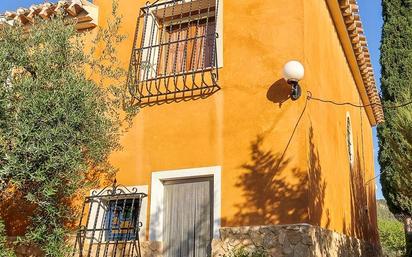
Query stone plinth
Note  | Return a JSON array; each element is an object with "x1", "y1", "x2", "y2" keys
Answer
[
  {"x1": 211, "y1": 224, "x2": 382, "y2": 257},
  {"x1": 141, "y1": 241, "x2": 163, "y2": 257}
]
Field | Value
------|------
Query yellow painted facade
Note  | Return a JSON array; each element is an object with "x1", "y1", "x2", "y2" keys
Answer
[
  {"x1": 1, "y1": 0, "x2": 379, "y2": 246},
  {"x1": 89, "y1": 0, "x2": 380, "y2": 244}
]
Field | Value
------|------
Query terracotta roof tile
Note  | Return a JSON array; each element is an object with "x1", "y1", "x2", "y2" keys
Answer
[
  {"x1": 0, "y1": 0, "x2": 98, "y2": 31},
  {"x1": 339, "y1": 0, "x2": 384, "y2": 124}
]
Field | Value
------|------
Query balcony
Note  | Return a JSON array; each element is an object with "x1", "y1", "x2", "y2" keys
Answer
[{"x1": 127, "y1": 0, "x2": 221, "y2": 107}]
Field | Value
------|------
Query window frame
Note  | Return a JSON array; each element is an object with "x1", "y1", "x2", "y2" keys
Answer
[
  {"x1": 104, "y1": 198, "x2": 142, "y2": 241},
  {"x1": 86, "y1": 185, "x2": 149, "y2": 242},
  {"x1": 127, "y1": 0, "x2": 223, "y2": 107},
  {"x1": 346, "y1": 112, "x2": 355, "y2": 167},
  {"x1": 149, "y1": 166, "x2": 221, "y2": 241}
]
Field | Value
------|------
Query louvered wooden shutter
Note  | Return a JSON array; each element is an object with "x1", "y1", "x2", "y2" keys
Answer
[{"x1": 163, "y1": 179, "x2": 212, "y2": 257}]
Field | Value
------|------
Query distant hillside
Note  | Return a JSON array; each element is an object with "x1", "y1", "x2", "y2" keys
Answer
[{"x1": 377, "y1": 199, "x2": 398, "y2": 220}]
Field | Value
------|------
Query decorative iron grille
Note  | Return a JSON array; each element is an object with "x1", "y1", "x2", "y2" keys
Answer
[
  {"x1": 72, "y1": 181, "x2": 147, "y2": 257},
  {"x1": 126, "y1": 0, "x2": 220, "y2": 107}
]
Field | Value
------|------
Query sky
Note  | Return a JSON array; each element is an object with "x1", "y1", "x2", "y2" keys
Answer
[
  {"x1": 357, "y1": 0, "x2": 384, "y2": 199},
  {"x1": 0, "y1": 0, "x2": 385, "y2": 199},
  {"x1": 0, "y1": 0, "x2": 45, "y2": 12}
]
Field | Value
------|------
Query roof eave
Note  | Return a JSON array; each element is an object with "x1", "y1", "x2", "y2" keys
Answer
[
  {"x1": 325, "y1": 0, "x2": 384, "y2": 126},
  {"x1": 0, "y1": 1, "x2": 99, "y2": 32}
]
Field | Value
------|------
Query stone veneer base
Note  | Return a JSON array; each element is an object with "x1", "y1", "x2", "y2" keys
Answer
[
  {"x1": 212, "y1": 224, "x2": 382, "y2": 257},
  {"x1": 7, "y1": 224, "x2": 381, "y2": 257}
]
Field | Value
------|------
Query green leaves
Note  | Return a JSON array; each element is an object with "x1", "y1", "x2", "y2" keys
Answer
[
  {"x1": 0, "y1": 1, "x2": 131, "y2": 256},
  {"x1": 0, "y1": 220, "x2": 16, "y2": 257},
  {"x1": 380, "y1": 0, "x2": 412, "y2": 219},
  {"x1": 379, "y1": 0, "x2": 412, "y2": 254},
  {"x1": 378, "y1": 219, "x2": 406, "y2": 257}
]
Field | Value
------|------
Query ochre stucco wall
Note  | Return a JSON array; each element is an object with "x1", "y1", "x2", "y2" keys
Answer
[
  {"x1": 92, "y1": 0, "x2": 378, "y2": 244},
  {"x1": 303, "y1": 0, "x2": 378, "y2": 243}
]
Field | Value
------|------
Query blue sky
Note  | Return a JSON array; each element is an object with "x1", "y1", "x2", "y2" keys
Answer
[
  {"x1": 0, "y1": 1, "x2": 45, "y2": 12},
  {"x1": 357, "y1": 0, "x2": 384, "y2": 199},
  {"x1": 0, "y1": 1, "x2": 385, "y2": 199}
]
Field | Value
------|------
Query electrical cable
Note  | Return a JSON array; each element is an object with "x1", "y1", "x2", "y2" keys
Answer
[
  {"x1": 364, "y1": 170, "x2": 388, "y2": 186},
  {"x1": 305, "y1": 91, "x2": 398, "y2": 186},
  {"x1": 277, "y1": 92, "x2": 309, "y2": 165},
  {"x1": 263, "y1": 93, "x2": 309, "y2": 192},
  {"x1": 271, "y1": 91, "x2": 409, "y2": 187},
  {"x1": 307, "y1": 91, "x2": 412, "y2": 109}
]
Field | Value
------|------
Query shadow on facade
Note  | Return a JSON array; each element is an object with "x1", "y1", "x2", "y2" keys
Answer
[
  {"x1": 307, "y1": 125, "x2": 329, "y2": 228},
  {"x1": 266, "y1": 79, "x2": 292, "y2": 108},
  {"x1": 348, "y1": 147, "x2": 378, "y2": 243},
  {"x1": 224, "y1": 125, "x2": 327, "y2": 227}
]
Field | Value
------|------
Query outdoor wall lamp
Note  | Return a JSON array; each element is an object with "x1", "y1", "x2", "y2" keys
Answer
[{"x1": 283, "y1": 60, "x2": 305, "y2": 101}]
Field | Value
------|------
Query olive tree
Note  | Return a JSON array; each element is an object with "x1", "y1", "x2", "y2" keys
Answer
[{"x1": 0, "y1": 2, "x2": 135, "y2": 256}]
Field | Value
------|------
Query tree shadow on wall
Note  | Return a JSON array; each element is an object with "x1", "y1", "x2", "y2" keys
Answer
[
  {"x1": 313, "y1": 147, "x2": 380, "y2": 257},
  {"x1": 224, "y1": 127, "x2": 327, "y2": 227},
  {"x1": 349, "y1": 148, "x2": 377, "y2": 243},
  {"x1": 307, "y1": 125, "x2": 329, "y2": 228}
]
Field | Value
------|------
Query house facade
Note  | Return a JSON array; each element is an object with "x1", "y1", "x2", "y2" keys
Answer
[{"x1": 1, "y1": 0, "x2": 384, "y2": 256}]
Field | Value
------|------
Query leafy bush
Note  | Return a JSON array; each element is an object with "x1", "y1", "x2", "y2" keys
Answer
[
  {"x1": 0, "y1": 1, "x2": 132, "y2": 256},
  {"x1": 0, "y1": 220, "x2": 16, "y2": 257},
  {"x1": 378, "y1": 219, "x2": 405, "y2": 257},
  {"x1": 224, "y1": 247, "x2": 268, "y2": 257}
]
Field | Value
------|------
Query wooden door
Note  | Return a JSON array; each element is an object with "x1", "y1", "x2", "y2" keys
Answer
[{"x1": 163, "y1": 178, "x2": 213, "y2": 257}]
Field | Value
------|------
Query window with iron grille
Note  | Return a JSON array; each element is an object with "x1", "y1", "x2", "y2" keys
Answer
[
  {"x1": 105, "y1": 199, "x2": 141, "y2": 241},
  {"x1": 72, "y1": 183, "x2": 147, "y2": 257},
  {"x1": 127, "y1": 0, "x2": 222, "y2": 107}
]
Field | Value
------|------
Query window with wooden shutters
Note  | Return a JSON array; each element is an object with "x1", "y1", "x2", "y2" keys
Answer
[{"x1": 127, "y1": 0, "x2": 221, "y2": 107}]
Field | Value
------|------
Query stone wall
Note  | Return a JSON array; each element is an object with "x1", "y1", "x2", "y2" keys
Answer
[
  {"x1": 7, "y1": 225, "x2": 381, "y2": 257},
  {"x1": 141, "y1": 241, "x2": 163, "y2": 257},
  {"x1": 6, "y1": 237, "x2": 163, "y2": 257},
  {"x1": 212, "y1": 224, "x2": 382, "y2": 257}
]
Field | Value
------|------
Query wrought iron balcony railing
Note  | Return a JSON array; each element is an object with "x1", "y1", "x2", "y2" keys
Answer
[{"x1": 127, "y1": 0, "x2": 220, "y2": 107}]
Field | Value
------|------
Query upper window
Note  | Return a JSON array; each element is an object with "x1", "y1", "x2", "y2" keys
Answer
[
  {"x1": 346, "y1": 113, "x2": 354, "y2": 166},
  {"x1": 158, "y1": 18, "x2": 216, "y2": 75},
  {"x1": 127, "y1": 0, "x2": 222, "y2": 107}
]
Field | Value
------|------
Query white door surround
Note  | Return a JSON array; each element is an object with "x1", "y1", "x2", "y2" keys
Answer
[{"x1": 149, "y1": 166, "x2": 222, "y2": 241}]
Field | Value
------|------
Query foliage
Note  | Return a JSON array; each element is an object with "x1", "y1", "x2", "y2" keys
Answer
[
  {"x1": 379, "y1": 0, "x2": 412, "y2": 255},
  {"x1": 87, "y1": 1, "x2": 138, "y2": 123},
  {"x1": 379, "y1": 0, "x2": 412, "y2": 218},
  {"x1": 0, "y1": 220, "x2": 16, "y2": 257},
  {"x1": 378, "y1": 201, "x2": 406, "y2": 257},
  {"x1": 379, "y1": 219, "x2": 405, "y2": 257},
  {"x1": 223, "y1": 247, "x2": 268, "y2": 257},
  {"x1": 0, "y1": 1, "x2": 133, "y2": 256}
]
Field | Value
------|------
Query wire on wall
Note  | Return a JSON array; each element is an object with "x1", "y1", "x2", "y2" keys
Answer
[
  {"x1": 305, "y1": 91, "x2": 409, "y2": 185},
  {"x1": 307, "y1": 91, "x2": 412, "y2": 109}
]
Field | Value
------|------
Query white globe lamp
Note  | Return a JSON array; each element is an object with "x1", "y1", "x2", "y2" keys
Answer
[{"x1": 283, "y1": 60, "x2": 305, "y2": 100}]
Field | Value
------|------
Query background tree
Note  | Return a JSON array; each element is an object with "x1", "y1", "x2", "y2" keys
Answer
[
  {"x1": 379, "y1": 219, "x2": 406, "y2": 257},
  {"x1": 379, "y1": 0, "x2": 412, "y2": 255},
  {"x1": 0, "y1": 2, "x2": 135, "y2": 256},
  {"x1": 378, "y1": 200, "x2": 406, "y2": 257}
]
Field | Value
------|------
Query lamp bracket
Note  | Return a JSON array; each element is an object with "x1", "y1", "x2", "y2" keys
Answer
[{"x1": 288, "y1": 80, "x2": 302, "y2": 101}]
